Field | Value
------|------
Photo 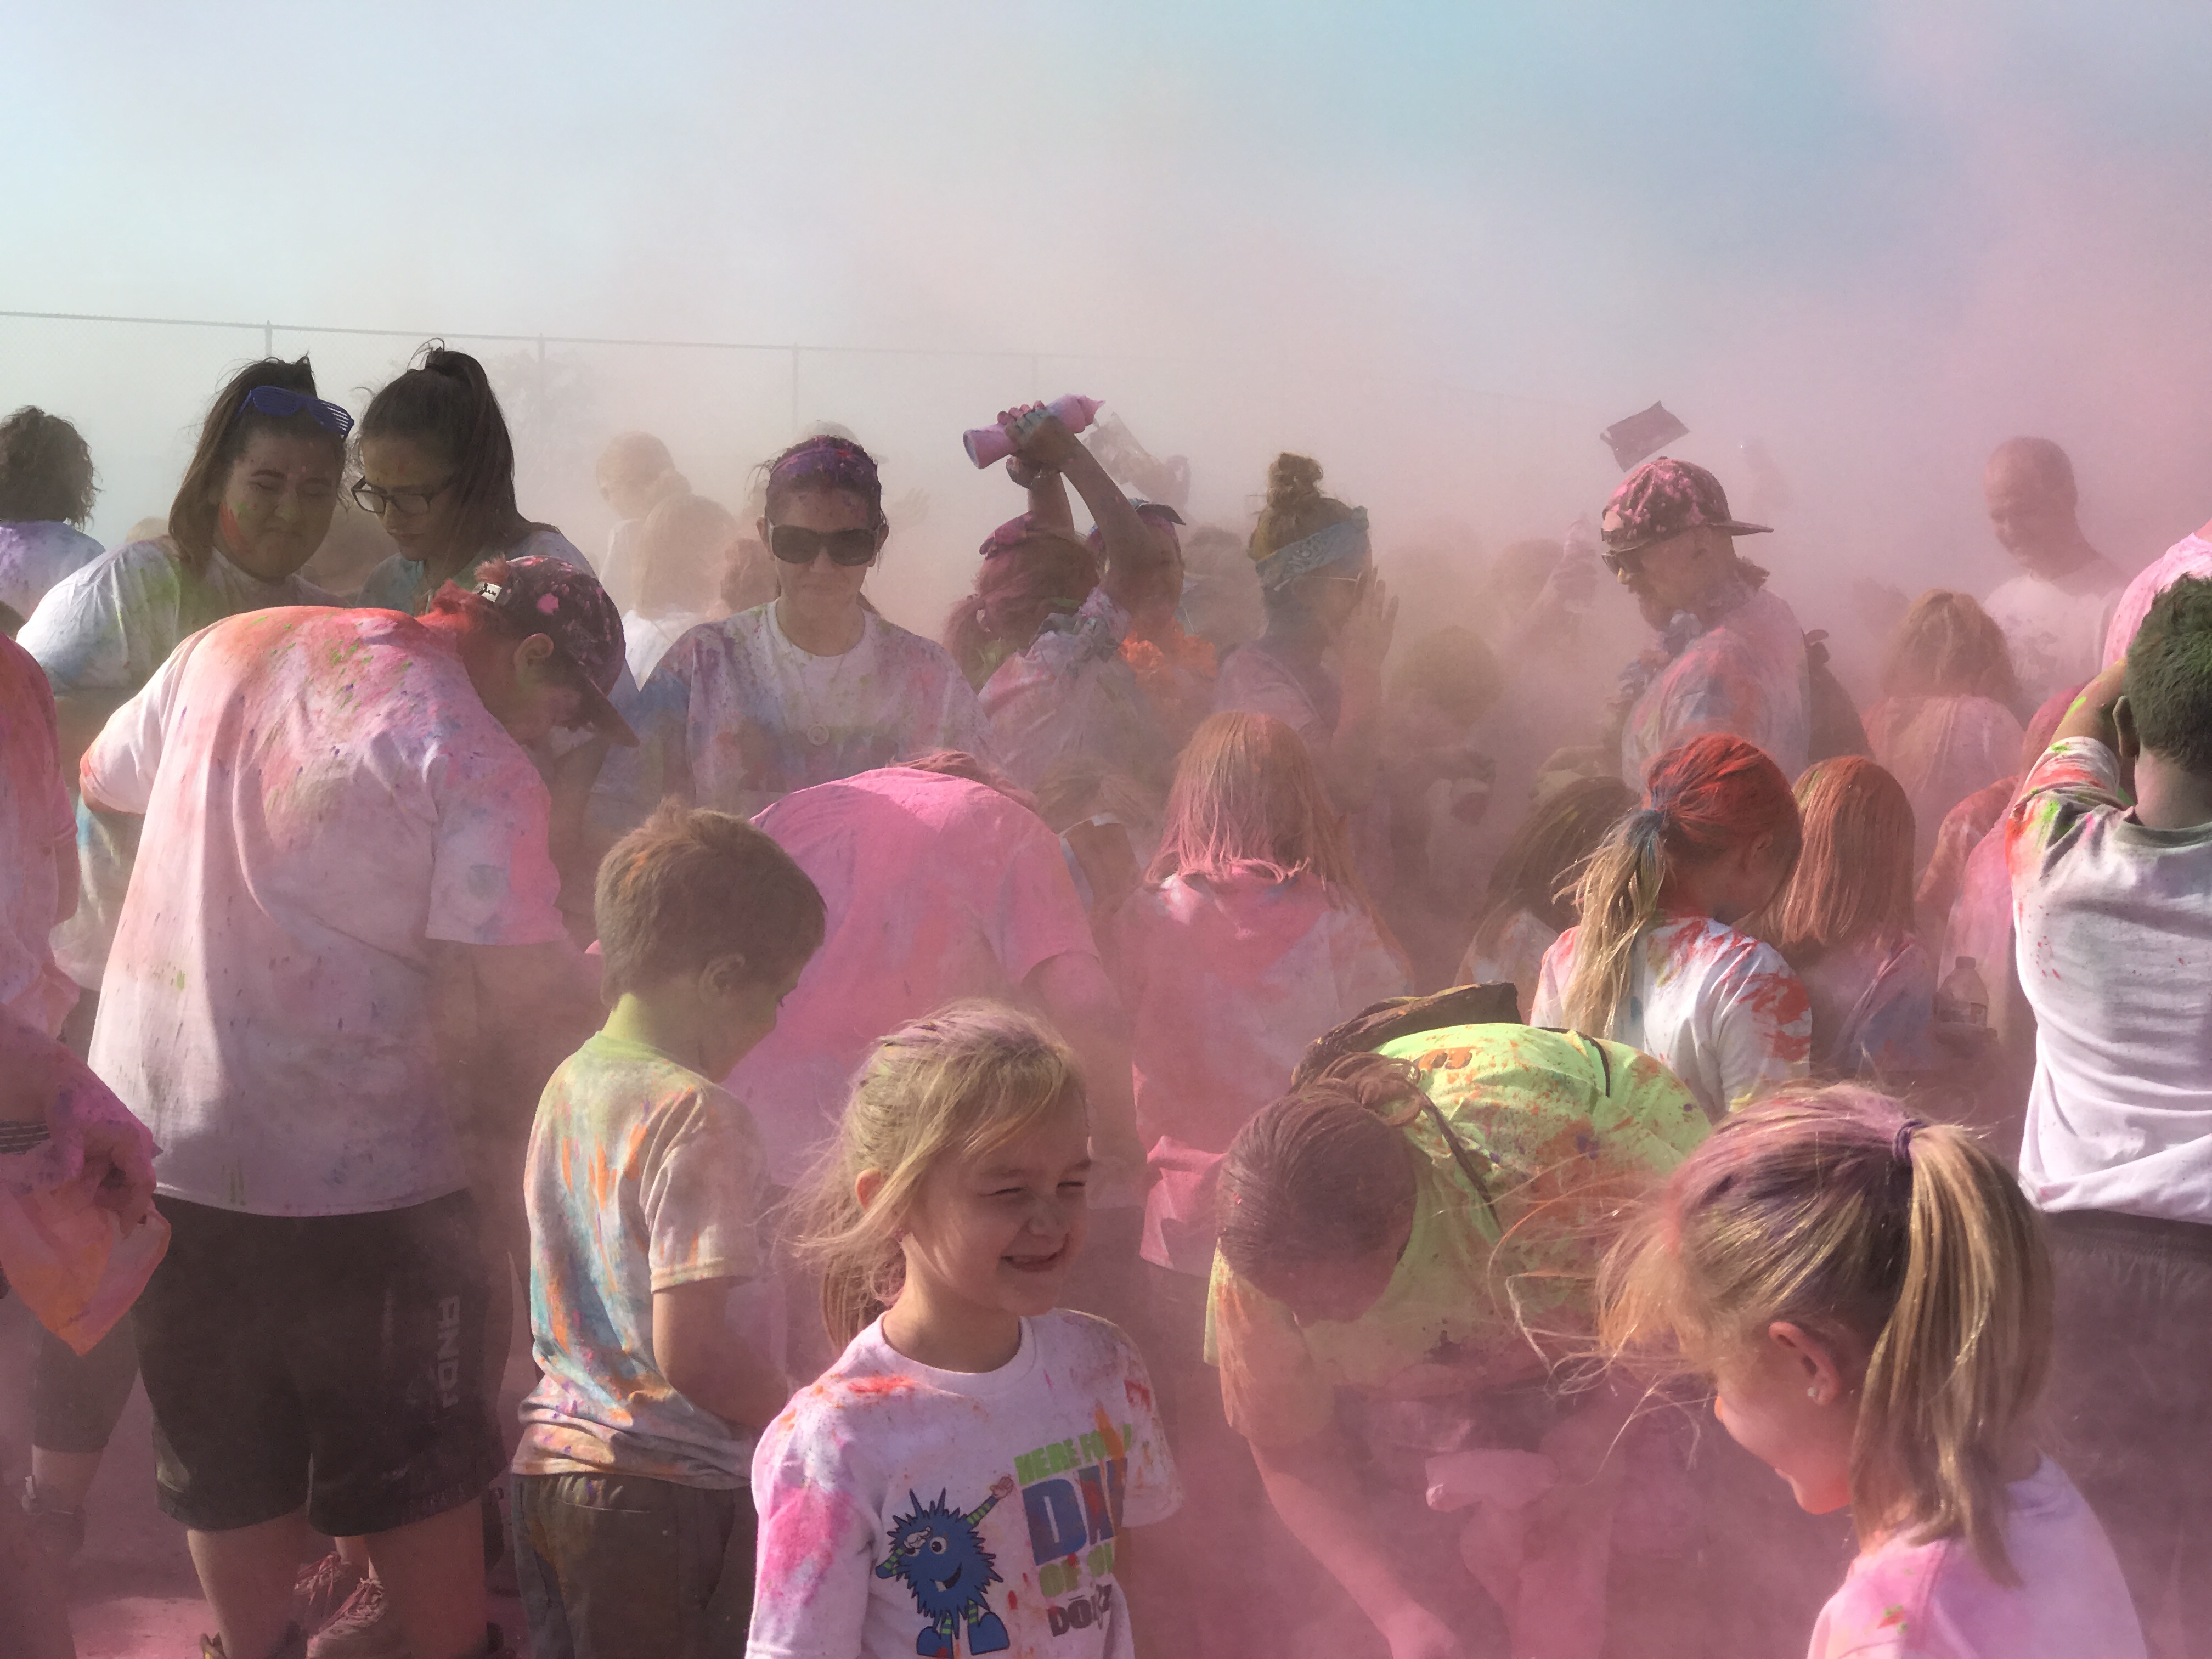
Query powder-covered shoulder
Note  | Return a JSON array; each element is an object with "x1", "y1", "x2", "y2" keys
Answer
[{"x1": 1034, "y1": 1307, "x2": 1154, "y2": 1392}]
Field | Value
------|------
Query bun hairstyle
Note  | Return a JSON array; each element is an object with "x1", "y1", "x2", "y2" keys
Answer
[
  {"x1": 1880, "y1": 590, "x2": 2022, "y2": 707},
  {"x1": 0, "y1": 407, "x2": 98, "y2": 526},
  {"x1": 168, "y1": 357, "x2": 348, "y2": 574},
  {"x1": 1216, "y1": 1051, "x2": 1426, "y2": 1283},
  {"x1": 1561, "y1": 735, "x2": 1801, "y2": 1040},
  {"x1": 1248, "y1": 452, "x2": 1359, "y2": 563},
  {"x1": 1599, "y1": 1086, "x2": 2052, "y2": 1582},
  {"x1": 359, "y1": 343, "x2": 534, "y2": 567},
  {"x1": 1754, "y1": 757, "x2": 1917, "y2": 968},
  {"x1": 761, "y1": 433, "x2": 884, "y2": 526},
  {"x1": 791, "y1": 1001, "x2": 1086, "y2": 1348}
]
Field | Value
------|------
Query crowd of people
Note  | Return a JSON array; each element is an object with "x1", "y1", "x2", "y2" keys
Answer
[{"x1": 0, "y1": 348, "x2": 2205, "y2": 1659}]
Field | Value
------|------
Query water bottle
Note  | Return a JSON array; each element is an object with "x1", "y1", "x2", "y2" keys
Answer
[{"x1": 1936, "y1": 956, "x2": 1990, "y2": 1026}]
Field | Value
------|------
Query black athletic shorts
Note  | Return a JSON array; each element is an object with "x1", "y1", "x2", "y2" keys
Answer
[{"x1": 133, "y1": 1190, "x2": 503, "y2": 1537}]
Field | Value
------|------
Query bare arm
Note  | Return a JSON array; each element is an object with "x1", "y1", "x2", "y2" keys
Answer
[
  {"x1": 1251, "y1": 1424, "x2": 1468, "y2": 1659},
  {"x1": 2053, "y1": 661, "x2": 2128, "y2": 749},
  {"x1": 1006, "y1": 409, "x2": 1161, "y2": 595},
  {"x1": 1024, "y1": 950, "x2": 1145, "y2": 1190},
  {"x1": 1007, "y1": 453, "x2": 1076, "y2": 534},
  {"x1": 653, "y1": 1277, "x2": 792, "y2": 1431}
]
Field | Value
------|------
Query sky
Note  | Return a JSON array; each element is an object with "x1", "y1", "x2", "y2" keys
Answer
[{"x1": 8, "y1": 0, "x2": 2212, "y2": 635}]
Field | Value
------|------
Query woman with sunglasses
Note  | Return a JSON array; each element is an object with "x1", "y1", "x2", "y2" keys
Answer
[
  {"x1": 13, "y1": 354, "x2": 347, "y2": 1569},
  {"x1": 353, "y1": 345, "x2": 589, "y2": 615},
  {"x1": 601, "y1": 434, "x2": 992, "y2": 823},
  {"x1": 1214, "y1": 450, "x2": 1397, "y2": 839}
]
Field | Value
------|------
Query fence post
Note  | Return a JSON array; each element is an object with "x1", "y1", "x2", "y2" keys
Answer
[
  {"x1": 264, "y1": 321, "x2": 273, "y2": 356},
  {"x1": 789, "y1": 347, "x2": 801, "y2": 433}
]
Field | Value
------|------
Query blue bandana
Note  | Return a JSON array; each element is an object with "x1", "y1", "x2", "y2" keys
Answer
[{"x1": 1252, "y1": 509, "x2": 1369, "y2": 590}]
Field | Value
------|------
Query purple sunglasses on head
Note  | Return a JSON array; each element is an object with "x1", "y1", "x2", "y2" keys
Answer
[{"x1": 238, "y1": 385, "x2": 354, "y2": 437}]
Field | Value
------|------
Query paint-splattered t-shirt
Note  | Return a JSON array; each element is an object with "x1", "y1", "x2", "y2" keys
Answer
[
  {"x1": 1806, "y1": 1460, "x2": 2140, "y2": 1658},
  {"x1": 748, "y1": 1310, "x2": 1181, "y2": 1659},
  {"x1": 21, "y1": 539, "x2": 335, "y2": 989},
  {"x1": 354, "y1": 525, "x2": 588, "y2": 616},
  {"x1": 516, "y1": 1031, "x2": 768, "y2": 1490},
  {"x1": 2104, "y1": 534, "x2": 2212, "y2": 669},
  {"x1": 1620, "y1": 584, "x2": 1811, "y2": 786},
  {"x1": 1109, "y1": 870, "x2": 1410, "y2": 1274},
  {"x1": 599, "y1": 602, "x2": 995, "y2": 829},
  {"x1": 0, "y1": 521, "x2": 103, "y2": 628},
  {"x1": 981, "y1": 588, "x2": 1167, "y2": 793},
  {"x1": 1865, "y1": 695, "x2": 2025, "y2": 872},
  {"x1": 1457, "y1": 906, "x2": 1562, "y2": 1023},
  {"x1": 730, "y1": 767, "x2": 1097, "y2": 1188},
  {"x1": 0, "y1": 635, "x2": 76, "y2": 1036},
  {"x1": 81, "y1": 607, "x2": 565, "y2": 1217},
  {"x1": 2009, "y1": 737, "x2": 2212, "y2": 1222},
  {"x1": 1205, "y1": 1024, "x2": 1705, "y2": 1448},
  {"x1": 1530, "y1": 915, "x2": 1811, "y2": 1118},
  {"x1": 1983, "y1": 560, "x2": 2121, "y2": 713}
]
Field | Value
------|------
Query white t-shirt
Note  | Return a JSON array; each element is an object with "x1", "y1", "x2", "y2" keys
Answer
[
  {"x1": 517, "y1": 1032, "x2": 768, "y2": 1490},
  {"x1": 19, "y1": 537, "x2": 333, "y2": 988},
  {"x1": 2010, "y1": 738, "x2": 2212, "y2": 1222},
  {"x1": 1531, "y1": 915, "x2": 1812, "y2": 1117},
  {"x1": 748, "y1": 1310, "x2": 1181, "y2": 1659},
  {"x1": 600, "y1": 602, "x2": 996, "y2": 828},
  {"x1": 730, "y1": 767, "x2": 1097, "y2": 1187},
  {"x1": 1109, "y1": 870, "x2": 1410, "y2": 1273},
  {"x1": 2103, "y1": 532, "x2": 2212, "y2": 668},
  {"x1": 1621, "y1": 585, "x2": 1810, "y2": 785},
  {"x1": 1983, "y1": 559, "x2": 2121, "y2": 711},
  {"x1": 82, "y1": 607, "x2": 566, "y2": 1217},
  {"x1": 620, "y1": 607, "x2": 713, "y2": 687},
  {"x1": 0, "y1": 521, "x2": 103, "y2": 626},
  {"x1": 1806, "y1": 1460, "x2": 2141, "y2": 1659}
]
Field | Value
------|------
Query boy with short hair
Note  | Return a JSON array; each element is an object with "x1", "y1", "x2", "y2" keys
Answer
[
  {"x1": 2008, "y1": 574, "x2": 2212, "y2": 1650},
  {"x1": 511, "y1": 803, "x2": 826, "y2": 1659}
]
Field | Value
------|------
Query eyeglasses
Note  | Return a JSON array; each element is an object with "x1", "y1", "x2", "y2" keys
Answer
[
  {"x1": 239, "y1": 385, "x2": 355, "y2": 437},
  {"x1": 768, "y1": 523, "x2": 879, "y2": 567},
  {"x1": 1599, "y1": 548, "x2": 1645, "y2": 577},
  {"x1": 351, "y1": 476, "x2": 456, "y2": 519}
]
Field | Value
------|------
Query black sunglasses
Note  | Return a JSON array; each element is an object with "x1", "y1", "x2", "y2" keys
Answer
[
  {"x1": 1599, "y1": 548, "x2": 1645, "y2": 577},
  {"x1": 768, "y1": 523, "x2": 879, "y2": 567}
]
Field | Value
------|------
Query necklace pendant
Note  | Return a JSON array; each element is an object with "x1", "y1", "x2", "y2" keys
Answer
[{"x1": 806, "y1": 723, "x2": 832, "y2": 747}]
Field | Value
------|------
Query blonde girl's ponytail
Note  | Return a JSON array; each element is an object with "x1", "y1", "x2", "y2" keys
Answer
[
  {"x1": 1855, "y1": 1119, "x2": 2052, "y2": 1582},
  {"x1": 1561, "y1": 734, "x2": 1801, "y2": 1039},
  {"x1": 787, "y1": 1001, "x2": 1087, "y2": 1350}
]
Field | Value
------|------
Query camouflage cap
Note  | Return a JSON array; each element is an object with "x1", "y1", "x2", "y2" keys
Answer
[
  {"x1": 1600, "y1": 456, "x2": 1771, "y2": 555},
  {"x1": 472, "y1": 555, "x2": 639, "y2": 744}
]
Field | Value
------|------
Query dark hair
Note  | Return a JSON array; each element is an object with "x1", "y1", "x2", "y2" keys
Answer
[
  {"x1": 595, "y1": 802, "x2": 827, "y2": 996},
  {"x1": 762, "y1": 435, "x2": 884, "y2": 524},
  {"x1": 168, "y1": 358, "x2": 347, "y2": 573},
  {"x1": 1471, "y1": 775, "x2": 1636, "y2": 949},
  {"x1": 0, "y1": 408, "x2": 97, "y2": 524},
  {"x1": 359, "y1": 344, "x2": 533, "y2": 567},
  {"x1": 1217, "y1": 1051, "x2": 1425, "y2": 1281},
  {"x1": 2125, "y1": 575, "x2": 2212, "y2": 776}
]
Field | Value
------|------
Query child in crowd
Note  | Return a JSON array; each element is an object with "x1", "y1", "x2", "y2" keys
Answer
[
  {"x1": 1755, "y1": 757, "x2": 1936, "y2": 1079},
  {"x1": 622, "y1": 492, "x2": 739, "y2": 685},
  {"x1": 1601, "y1": 1088, "x2": 2145, "y2": 1658},
  {"x1": 748, "y1": 1003, "x2": 1181, "y2": 1659},
  {"x1": 1455, "y1": 775, "x2": 1636, "y2": 1017},
  {"x1": 1531, "y1": 733, "x2": 1810, "y2": 1117},
  {"x1": 513, "y1": 803, "x2": 826, "y2": 1658},
  {"x1": 1862, "y1": 590, "x2": 2025, "y2": 870},
  {"x1": 2007, "y1": 578, "x2": 2212, "y2": 1652}
]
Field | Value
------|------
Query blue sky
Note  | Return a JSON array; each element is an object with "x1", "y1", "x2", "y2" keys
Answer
[{"x1": 8, "y1": 1, "x2": 2212, "y2": 604}]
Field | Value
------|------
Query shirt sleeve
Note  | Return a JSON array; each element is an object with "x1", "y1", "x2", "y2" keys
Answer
[
  {"x1": 1705, "y1": 940, "x2": 1812, "y2": 1111},
  {"x1": 1113, "y1": 1329, "x2": 1184, "y2": 1528},
  {"x1": 2005, "y1": 737, "x2": 2123, "y2": 899},
  {"x1": 746, "y1": 1411, "x2": 881, "y2": 1659},
  {"x1": 425, "y1": 739, "x2": 566, "y2": 946},
  {"x1": 77, "y1": 636, "x2": 193, "y2": 816},
  {"x1": 18, "y1": 546, "x2": 175, "y2": 696},
  {"x1": 642, "y1": 1090, "x2": 765, "y2": 1291},
  {"x1": 1205, "y1": 1254, "x2": 1334, "y2": 1448}
]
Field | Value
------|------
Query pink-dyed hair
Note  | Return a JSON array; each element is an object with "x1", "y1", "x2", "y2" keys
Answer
[{"x1": 1146, "y1": 711, "x2": 1365, "y2": 902}]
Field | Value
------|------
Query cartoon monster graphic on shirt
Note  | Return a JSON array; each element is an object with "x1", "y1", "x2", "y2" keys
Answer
[{"x1": 876, "y1": 1475, "x2": 1017, "y2": 1657}]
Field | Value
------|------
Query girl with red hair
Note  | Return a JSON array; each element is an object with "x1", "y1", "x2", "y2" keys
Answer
[{"x1": 1530, "y1": 734, "x2": 1810, "y2": 1116}]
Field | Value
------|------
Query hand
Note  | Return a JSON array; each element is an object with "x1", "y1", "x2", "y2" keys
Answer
[
  {"x1": 998, "y1": 404, "x2": 1085, "y2": 473},
  {"x1": 1006, "y1": 453, "x2": 1054, "y2": 492},
  {"x1": 81, "y1": 1113, "x2": 157, "y2": 1231},
  {"x1": 1338, "y1": 573, "x2": 1398, "y2": 681},
  {"x1": 1379, "y1": 1603, "x2": 1471, "y2": 1659}
]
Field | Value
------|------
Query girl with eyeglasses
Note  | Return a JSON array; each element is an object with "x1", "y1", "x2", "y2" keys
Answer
[
  {"x1": 599, "y1": 434, "x2": 992, "y2": 825},
  {"x1": 353, "y1": 345, "x2": 589, "y2": 615},
  {"x1": 13, "y1": 353, "x2": 349, "y2": 1576}
]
